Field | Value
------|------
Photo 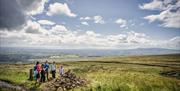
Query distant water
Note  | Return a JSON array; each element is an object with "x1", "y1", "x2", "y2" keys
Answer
[{"x1": 0, "y1": 47, "x2": 179, "y2": 63}]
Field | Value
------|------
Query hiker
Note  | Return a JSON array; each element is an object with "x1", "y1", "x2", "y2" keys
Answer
[
  {"x1": 35, "y1": 61, "x2": 41, "y2": 83},
  {"x1": 33, "y1": 63, "x2": 37, "y2": 80},
  {"x1": 50, "y1": 61, "x2": 56, "y2": 78},
  {"x1": 40, "y1": 64, "x2": 46, "y2": 82},
  {"x1": 59, "y1": 65, "x2": 64, "y2": 77},
  {"x1": 44, "y1": 60, "x2": 49, "y2": 81}
]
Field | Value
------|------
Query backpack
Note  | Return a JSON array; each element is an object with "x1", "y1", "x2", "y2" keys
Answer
[{"x1": 34, "y1": 66, "x2": 37, "y2": 71}]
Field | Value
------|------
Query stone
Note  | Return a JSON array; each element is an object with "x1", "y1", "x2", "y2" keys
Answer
[{"x1": 45, "y1": 70, "x2": 87, "y2": 91}]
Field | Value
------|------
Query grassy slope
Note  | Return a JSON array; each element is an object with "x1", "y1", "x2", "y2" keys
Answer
[{"x1": 0, "y1": 54, "x2": 180, "y2": 91}]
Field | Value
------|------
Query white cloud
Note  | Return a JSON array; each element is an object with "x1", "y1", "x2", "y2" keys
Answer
[
  {"x1": 144, "y1": 10, "x2": 180, "y2": 28},
  {"x1": 81, "y1": 22, "x2": 89, "y2": 26},
  {"x1": 107, "y1": 34, "x2": 127, "y2": 44},
  {"x1": 0, "y1": 22, "x2": 179, "y2": 49},
  {"x1": 93, "y1": 15, "x2": 105, "y2": 24},
  {"x1": 168, "y1": 36, "x2": 180, "y2": 48},
  {"x1": 38, "y1": 20, "x2": 55, "y2": 25},
  {"x1": 28, "y1": 0, "x2": 48, "y2": 15},
  {"x1": 140, "y1": 0, "x2": 180, "y2": 28},
  {"x1": 16, "y1": 0, "x2": 48, "y2": 15},
  {"x1": 47, "y1": 3, "x2": 77, "y2": 17},
  {"x1": 80, "y1": 17, "x2": 91, "y2": 20},
  {"x1": 23, "y1": 20, "x2": 46, "y2": 34},
  {"x1": 151, "y1": 36, "x2": 180, "y2": 49},
  {"x1": 80, "y1": 15, "x2": 106, "y2": 24},
  {"x1": 115, "y1": 18, "x2": 127, "y2": 28},
  {"x1": 50, "y1": 25, "x2": 68, "y2": 35},
  {"x1": 139, "y1": 0, "x2": 164, "y2": 10},
  {"x1": 0, "y1": 0, "x2": 179, "y2": 49},
  {"x1": 86, "y1": 31, "x2": 101, "y2": 37},
  {"x1": 126, "y1": 31, "x2": 149, "y2": 44},
  {"x1": 139, "y1": 0, "x2": 180, "y2": 11}
]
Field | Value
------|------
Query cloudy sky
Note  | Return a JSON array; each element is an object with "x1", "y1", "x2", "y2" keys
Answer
[{"x1": 0, "y1": 0, "x2": 180, "y2": 49}]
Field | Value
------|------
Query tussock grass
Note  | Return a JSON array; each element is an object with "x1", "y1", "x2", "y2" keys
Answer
[{"x1": 0, "y1": 54, "x2": 180, "y2": 91}]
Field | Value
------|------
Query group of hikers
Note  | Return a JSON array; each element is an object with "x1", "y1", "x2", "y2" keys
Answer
[{"x1": 33, "y1": 61, "x2": 64, "y2": 83}]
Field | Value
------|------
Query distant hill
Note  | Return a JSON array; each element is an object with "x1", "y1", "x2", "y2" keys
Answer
[{"x1": 0, "y1": 47, "x2": 179, "y2": 63}]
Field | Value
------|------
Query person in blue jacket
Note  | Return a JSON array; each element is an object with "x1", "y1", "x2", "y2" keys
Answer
[{"x1": 44, "y1": 60, "x2": 49, "y2": 81}]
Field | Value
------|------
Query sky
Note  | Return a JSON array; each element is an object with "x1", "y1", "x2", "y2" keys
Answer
[{"x1": 0, "y1": 0, "x2": 180, "y2": 49}]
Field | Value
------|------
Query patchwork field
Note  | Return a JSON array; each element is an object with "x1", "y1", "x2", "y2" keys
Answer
[{"x1": 0, "y1": 54, "x2": 180, "y2": 91}]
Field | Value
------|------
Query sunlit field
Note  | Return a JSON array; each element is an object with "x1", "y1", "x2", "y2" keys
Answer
[{"x1": 0, "y1": 54, "x2": 180, "y2": 91}]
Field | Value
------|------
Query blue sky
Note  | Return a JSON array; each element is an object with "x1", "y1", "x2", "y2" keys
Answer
[
  {"x1": 0, "y1": 0, "x2": 180, "y2": 49},
  {"x1": 34, "y1": 0, "x2": 179, "y2": 39}
]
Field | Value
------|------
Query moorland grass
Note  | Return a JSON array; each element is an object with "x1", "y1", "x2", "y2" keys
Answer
[{"x1": 0, "y1": 54, "x2": 180, "y2": 91}]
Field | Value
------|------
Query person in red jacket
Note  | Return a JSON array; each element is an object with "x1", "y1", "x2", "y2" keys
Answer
[{"x1": 35, "y1": 61, "x2": 41, "y2": 84}]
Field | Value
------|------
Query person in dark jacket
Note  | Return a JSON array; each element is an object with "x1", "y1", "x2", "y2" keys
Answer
[{"x1": 40, "y1": 64, "x2": 46, "y2": 82}]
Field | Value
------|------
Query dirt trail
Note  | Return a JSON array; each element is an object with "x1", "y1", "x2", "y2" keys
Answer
[{"x1": 0, "y1": 80, "x2": 26, "y2": 91}]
